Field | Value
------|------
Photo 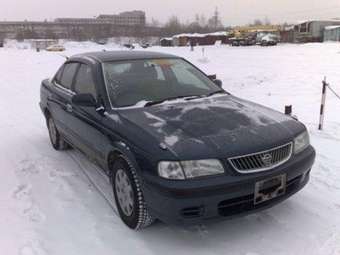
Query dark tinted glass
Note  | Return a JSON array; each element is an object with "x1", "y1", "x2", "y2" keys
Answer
[
  {"x1": 59, "y1": 63, "x2": 78, "y2": 90},
  {"x1": 103, "y1": 58, "x2": 221, "y2": 107},
  {"x1": 74, "y1": 64, "x2": 97, "y2": 98}
]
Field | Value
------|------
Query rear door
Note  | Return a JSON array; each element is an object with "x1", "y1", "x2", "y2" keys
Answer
[{"x1": 48, "y1": 62, "x2": 79, "y2": 142}]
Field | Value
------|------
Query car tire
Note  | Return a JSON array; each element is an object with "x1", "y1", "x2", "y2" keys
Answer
[
  {"x1": 111, "y1": 156, "x2": 154, "y2": 230},
  {"x1": 47, "y1": 116, "x2": 69, "y2": 151}
]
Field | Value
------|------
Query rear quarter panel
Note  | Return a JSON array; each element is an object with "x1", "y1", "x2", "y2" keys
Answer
[{"x1": 40, "y1": 78, "x2": 54, "y2": 116}]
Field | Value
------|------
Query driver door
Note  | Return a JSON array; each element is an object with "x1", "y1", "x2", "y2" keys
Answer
[{"x1": 69, "y1": 63, "x2": 108, "y2": 163}]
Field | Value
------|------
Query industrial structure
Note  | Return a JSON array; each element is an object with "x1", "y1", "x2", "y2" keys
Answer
[{"x1": 292, "y1": 20, "x2": 340, "y2": 42}]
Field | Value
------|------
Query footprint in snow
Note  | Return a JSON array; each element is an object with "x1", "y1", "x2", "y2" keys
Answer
[
  {"x1": 19, "y1": 240, "x2": 46, "y2": 255},
  {"x1": 18, "y1": 159, "x2": 40, "y2": 175},
  {"x1": 13, "y1": 184, "x2": 46, "y2": 223},
  {"x1": 13, "y1": 184, "x2": 32, "y2": 200},
  {"x1": 48, "y1": 168, "x2": 75, "y2": 182},
  {"x1": 23, "y1": 205, "x2": 46, "y2": 223}
]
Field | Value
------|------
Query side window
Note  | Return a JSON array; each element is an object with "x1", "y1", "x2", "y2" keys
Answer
[
  {"x1": 59, "y1": 63, "x2": 79, "y2": 90},
  {"x1": 73, "y1": 64, "x2": 97, "y2": 98}
]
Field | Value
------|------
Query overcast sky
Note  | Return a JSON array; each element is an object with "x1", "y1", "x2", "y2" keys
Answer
[{"x1": 1, "y1": 0, "x2": 340, "y2": 25}]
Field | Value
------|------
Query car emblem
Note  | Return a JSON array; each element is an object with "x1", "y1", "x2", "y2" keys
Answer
[{"x1": 261, "y1": 153, "x2": 273, "y2": 167}]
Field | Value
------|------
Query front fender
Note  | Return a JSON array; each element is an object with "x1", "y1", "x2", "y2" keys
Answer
[{"x1": 103, "y1": 141, "x2": 144, "y2": 177}]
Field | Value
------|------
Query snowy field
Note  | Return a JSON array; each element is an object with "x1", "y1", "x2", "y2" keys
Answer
[{"x1": 1, "y1": 42, "x2": 340, "y2": 255}]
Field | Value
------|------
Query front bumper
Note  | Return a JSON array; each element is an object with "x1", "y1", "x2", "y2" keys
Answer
[{"x1": 142, "y1": 146, "x2": 315, "y2": 226}]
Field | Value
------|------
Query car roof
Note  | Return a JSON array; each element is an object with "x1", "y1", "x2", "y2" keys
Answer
[{"x1": 71, "y1": 50, "x2": 180, "y2": 63}]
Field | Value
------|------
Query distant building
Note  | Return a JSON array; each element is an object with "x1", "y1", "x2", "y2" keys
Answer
[
  {"x1": 324, "y1": 26, "x2": 340, "y2": 42},
  {"x1": 113, "y1": 11, "x2": 146, "y2": 26},
  {"x1": 96, "y1": 15, "x2": 116, "y2": 23},
  {"x1": 160, "y1": 37, "x2": 173, "y2": 47},
  {"x1": 170, "y1": 32, "x2": 229, "y2": 47},
  {"x1": 293, "y1": 20, "x2": 340, "y2": 42},
  {"x1": 0, "y1": 10, "x2": 154, "y2": 40},
  {"x1": 96, "y1": 11, "x2": 146, "y2": 26},
  {"x1": 54, "y1": 18, "x2": 98, "y2": 24},
  {"x1": 55, "y1": 11, "x2": 146, "y2": 26},
  {"x1": 31, "y1": 39, "x2": 58, "y2": 49}
]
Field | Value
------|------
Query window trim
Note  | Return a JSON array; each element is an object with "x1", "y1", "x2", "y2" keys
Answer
[{"x1": 54, "y1": 81, "x2": 75, "y2": 96}]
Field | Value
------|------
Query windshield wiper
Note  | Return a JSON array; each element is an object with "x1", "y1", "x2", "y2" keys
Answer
[
  {"x1": 144, "y1": 95, "x2": 200, "y2": 107},
  {"x1": 144, "y1": 91, "x2": 228, "y2": 107},
  {"x1": 204, "y1": 90, "x2": 229, "y2": 98}
]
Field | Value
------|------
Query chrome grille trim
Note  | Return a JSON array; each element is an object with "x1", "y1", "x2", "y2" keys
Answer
[{"x1": 228, "y1": 142, "x2": 293, "y2": 173}]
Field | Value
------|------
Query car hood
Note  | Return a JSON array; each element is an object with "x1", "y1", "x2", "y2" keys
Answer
[{"x1": 117, "y1": 95, "x2": 305, "y2": 159}]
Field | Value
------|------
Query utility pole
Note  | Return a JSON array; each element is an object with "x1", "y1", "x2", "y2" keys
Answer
[{"x1": 214, "y1": 7, "x2": 219, "y2": 29}]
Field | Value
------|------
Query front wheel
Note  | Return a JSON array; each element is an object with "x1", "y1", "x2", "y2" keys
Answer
[{"x1": 111, "y1": 157, "x2": 154, "y2": 230}]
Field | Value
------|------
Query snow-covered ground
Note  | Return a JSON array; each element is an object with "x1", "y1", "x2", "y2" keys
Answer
[{"x1": 1, "y1": 42, "x2": 340, "y2": 255}]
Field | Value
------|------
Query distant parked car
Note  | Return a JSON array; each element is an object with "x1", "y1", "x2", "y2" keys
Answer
[
  {"x1": 46, "y1": 44, "x2": 65, "y2": 52},
  {"x1": 230, "y1": 38, "x2": 241, "y2": 46},
  {"x1": 123, "y1": 44, "x2": 135, "y2": 49},
  {"x1": 40, "y1": 51, "x2": 315, "y2": 230},
  {"x1": 140, "y1": 43, "x2": 150, "y2": 49},
  {"x1": 230, "y1": 37, "x2": 256, "y2": 47},
  {"x1": 96, "y1": 39, "x2": 108, "y2": 45},
  {"x1": 0, "y1": 41, "x2": 3, "y2": 47},
  {"x1": 261, "y1": 34, "x2": 278, "y2": 46}
]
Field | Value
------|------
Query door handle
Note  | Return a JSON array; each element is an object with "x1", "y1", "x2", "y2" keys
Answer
[{"x1": 66, "y1": 104, "x2": 73, "y2": 113}]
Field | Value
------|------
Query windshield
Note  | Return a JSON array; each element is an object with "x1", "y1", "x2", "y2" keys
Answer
[{"x1": 102, "y1": 58, "x2": 223, "y2": 108}]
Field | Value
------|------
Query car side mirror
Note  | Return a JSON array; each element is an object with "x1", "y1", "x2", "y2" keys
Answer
[
  {"x1": 214, "y1": 79, "x2": 223, "y2": 88},
  {"x1": 72, "y1": 93, "x2": 97, "y2": 107}
]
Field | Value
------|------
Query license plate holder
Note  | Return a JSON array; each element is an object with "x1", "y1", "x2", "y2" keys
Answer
[{"x1": 254, "y1": 174, "x2": 286, "y2": 205}]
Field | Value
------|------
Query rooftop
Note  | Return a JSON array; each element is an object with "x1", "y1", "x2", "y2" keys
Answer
[
  {"x1": 72, "y1": 51, "x2": 179, "y2": 63},
  {"x1": 325, "y1": 25, "x2": 340, "y2": 30}
]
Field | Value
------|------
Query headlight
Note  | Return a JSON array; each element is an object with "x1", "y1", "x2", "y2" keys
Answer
[
  {"x1": 294, "y1": 131, "x2": 310, "y2": 154},
  {"x1": 158, "y1": 161, "x2": 185, "y2": 180},
  {"x1": 158, "y1": 159, "x2": 224, "y2": 180}
]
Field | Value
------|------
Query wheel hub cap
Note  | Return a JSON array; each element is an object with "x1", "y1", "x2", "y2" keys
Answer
[{"x1": 115, "y1": 169, "x2": 134, "y2": 216}]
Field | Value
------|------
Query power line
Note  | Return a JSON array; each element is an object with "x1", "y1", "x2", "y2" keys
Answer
[{"x1": 327, "y1": 84, "x2": 340, "y2": 101}]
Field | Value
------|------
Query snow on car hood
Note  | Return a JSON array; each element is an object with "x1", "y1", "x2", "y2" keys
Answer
[{"x1": 118, "y1": 95, "x2": 305, "y2": 158}]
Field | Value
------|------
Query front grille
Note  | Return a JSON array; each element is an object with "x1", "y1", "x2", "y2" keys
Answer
[{"x1": 228, "y1": 143, "x2": 293, "y2": 173}]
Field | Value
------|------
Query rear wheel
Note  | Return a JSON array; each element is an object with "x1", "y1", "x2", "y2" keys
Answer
[
  {"x1": 47, "y1": 116, "x2": 69, "y2": 151},
  {"x1": 111, "y1": 156, "x2": 154, "y2": 230}
]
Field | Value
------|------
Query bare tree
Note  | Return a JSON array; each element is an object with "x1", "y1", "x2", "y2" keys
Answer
[
  {"x1": 149, "y1": 18, "x2": 161, "y2": 27},
  {"x1": 164, "y1": 16, "x2": 183, "y2": 35}
]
